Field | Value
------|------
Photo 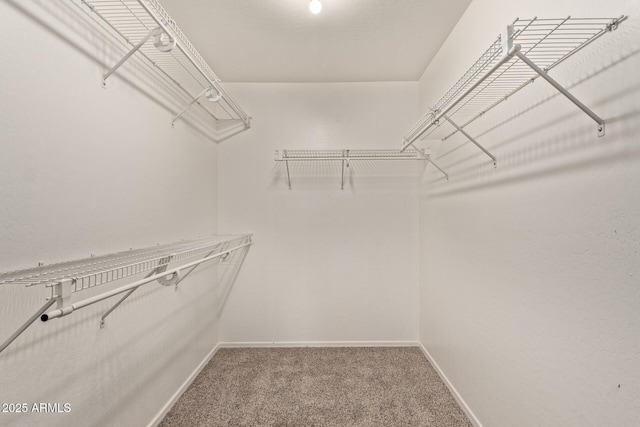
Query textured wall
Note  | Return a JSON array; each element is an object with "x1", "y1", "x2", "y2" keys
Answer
[
  {"x1": 417, "y1": 0, "x2": 640, "y2": 426},
  {"x1": 0, "y1": 1, "x2": 222, "y2": 426},
  {"x1": 218, "y1": 82, "x2": 421, "y2": 345}
]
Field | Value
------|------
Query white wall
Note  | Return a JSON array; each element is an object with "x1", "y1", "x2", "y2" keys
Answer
[
  {"x1": 417, "y1": 0, "x2": 640, "y2": 426},
  {"x1": 0, "y1": 1, "x2": 223, "y2": 426},
  {"x1": 218, "y1": 82, "x2": 421, "y2": 344}
]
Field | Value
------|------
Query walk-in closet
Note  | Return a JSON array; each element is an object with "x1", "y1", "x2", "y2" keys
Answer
[{"x1": 1, "y1": 0, "x2": 638, "y2": 426}]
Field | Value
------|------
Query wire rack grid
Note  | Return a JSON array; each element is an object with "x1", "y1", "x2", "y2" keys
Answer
[
  {"x1": 277, "y1": 148, "x2": 426, "y2": 161},
  {"x1": 79, "y1": 0, "x2": 250, "y2": 130},
  {"x1": 0, "y1": 234, "x2": 251, "y2": 297},
  {"x1": 403, "y1": 16, "x2": 626, "y2": 146}
]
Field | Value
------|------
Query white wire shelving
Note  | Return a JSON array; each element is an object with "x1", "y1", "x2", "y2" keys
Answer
[
  {"x1": 275, "y1": 148, "x2": 448, "y2": 189},
  {"x1": 78, "y1": 0, "x2": 251, "y2": 140},
  {"x1": 0, "y1": 234, "x2": 252, "y2": 355},
  {"x1": 401, "y1": 16, "x2": 627, "y2": 165}
]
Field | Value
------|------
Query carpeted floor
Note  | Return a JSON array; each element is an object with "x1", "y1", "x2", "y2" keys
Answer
[{"x1": 160, "y1": 347, "x2": 473, "y2": 426}]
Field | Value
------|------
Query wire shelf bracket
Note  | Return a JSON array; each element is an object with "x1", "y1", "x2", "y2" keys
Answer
[
  {"x1": 0, "y1": 234, "x2": 252, "y2": 355},
  {"x1": 275, "y1": 148, "x2": 448, "y2": 189},
  {"x1": 80, "y1": 0, "x2": 251, "y2": 137},
  {"x1": 401, "y1": 16, "x2": 627, "y2": 161}
]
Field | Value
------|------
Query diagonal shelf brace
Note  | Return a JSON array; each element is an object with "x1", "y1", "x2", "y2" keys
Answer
[
  {"x1": 514, "y1": 50, "x2": 606, "y2": 136},
  {"x1": 401, "y1": 41, "x2": 521, "y2": 152},
  {"x1": 443, "y1": 115, "x2": 497, "y2": 167},
  {"x1": 341, "y1": 150, "x2": 350, "y2": 190},
  {"x1": 0, "y1": 299, "x2": 56, "y2": 355},
  {"x1": 415, "y1": 149, "x2": 449, "y2": 180},
  {"x1": 285, "y1": 160, "x2": 292, "y2": 190},
  {"x1": 102, "y1": 26, "x2": 172, "y2": 87},
  {"x1": 99, "y1": 255, "x2": 176, "y2": 328},
  {"x1": 172, "y1": 86, "x2": 222, "y2": 127}
]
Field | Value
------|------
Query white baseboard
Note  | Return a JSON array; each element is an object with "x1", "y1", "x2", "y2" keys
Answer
[
  {"x1": 418, "y1": 343, "x2": 483, "y2": 427},
  {"x1": 219, "y1": 340, "x2": 420, "y2": 348},
  {"x1": 148, "y1": 343, "x2": 221, "y2": 427}
]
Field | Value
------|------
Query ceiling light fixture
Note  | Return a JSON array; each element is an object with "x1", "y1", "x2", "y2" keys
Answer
[{"x1": 309, "y1": 0, "x2": 322, "y2": 14}]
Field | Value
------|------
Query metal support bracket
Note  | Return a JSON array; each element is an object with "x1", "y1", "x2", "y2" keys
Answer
[
  {"x1": 515, "y1": 50, "x2": 605, "y2": 137},
  {"x1": 100, "y1": 255, "x2": 177, "y2": 328},
  {"x1": 172, "y1": 86, "x2": 222, "y2": 127},
  {"x1": 444, "y1": 115, "x2": 497, "y2": 167},
  {"x1": 341, "y1": 150, "x2": 350, "y2": 190},
  {"x1": 415, "y1": 149, "x2": 449, "y2": 180},
  {"x1": 276, "y1": 150, "x2": 293, "y2": 190},
  {"x1": 53, "y1": 278, "x2": 74, "y2": 313},
  {"x1": 0, "y1": 299, "x2": 56, "y2": 355},
  {"x1": 103, "y1": 27, "x2": 175, "y2": 87},
  {"x1": 285, "y1": 160, "x2": 292, "y2": 190}
]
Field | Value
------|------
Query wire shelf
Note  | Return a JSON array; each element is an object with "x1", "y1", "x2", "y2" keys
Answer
[
  {"x1": 0, "y1": 234, "x2": 251, "y2": 296},
  {"x1": 276, "y1": 148, "x2": 426, "y2": 161},
  {"x1": 79, "y1": 0, "x2": 250, "y2": 138},
  {"x1": 274, "y1": 148, "x2": 448, "y2": 188},
  {"x1": 402, "y1": 16, "x2": 626, "y2": 148},
  {"x1": 0, "y1": 234, "x2": 252, "y2": 353}
]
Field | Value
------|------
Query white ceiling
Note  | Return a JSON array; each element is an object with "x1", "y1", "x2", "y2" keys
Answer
[{"x1": 160, "y1": 0, "x2": 472, "y2": 83}]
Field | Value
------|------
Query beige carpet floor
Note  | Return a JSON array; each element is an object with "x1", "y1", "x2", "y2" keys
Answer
[{"x1": 160, "y1": 347, "x2": 473, "y2": 426}]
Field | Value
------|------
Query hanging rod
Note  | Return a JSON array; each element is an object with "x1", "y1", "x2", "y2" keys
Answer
[
  {"x1": 275, "y1": 148, "x2": 447, "y2": 189},
  {"x1": 401, "y1": 16, "x2": 627, "y2": 163},
  {"x1": 0, "y1": 234, "x2": 252, "y2": 355},
  {"x1": 79, "y1": 0, "x2": 251, "y2": 136}
]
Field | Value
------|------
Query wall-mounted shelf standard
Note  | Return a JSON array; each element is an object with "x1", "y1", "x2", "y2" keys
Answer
[
  {"x1": 401, "y1": 16, "x2": 627, "y2": 164},
  {"x1": 275, "y1": 148, "x2": 448, "y2": 189},
  {"x1": 79, "y1": 0, "x2": 251, "y2": 140},
  {"x1": 0, "y1": 234, "x2": 252, "y2": 355}
]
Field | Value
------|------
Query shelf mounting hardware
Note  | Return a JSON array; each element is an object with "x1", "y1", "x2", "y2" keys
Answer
[
  {"x1": 285, "y1": 159, "x2": 292, "y2": 190},
  {"x1": 100, "y1": 254, "x2": 178, "y2": 328},
  {"x1": 172, "y1": 86, "x2": 223, "y2": 127},
  {"x1": 415, "y1": 149, "x2": 449, "y2": 180},
  {"x1": 275, "y1": 148, "x2": 446, "y2": 188},
  {"x1": 102, "y1": 26, "x2": 175, "y2": 88},
  {"x1": 0, "y1": 234, "x2": 252, "y2": 355},
  {"x1": 514, "y1": 49, "x2": 606, "y2": 136},
  {"x1": 400, "y1": 16, "x2": 626, "y2": 168},
  {"x1": 443, "y1": 114, "x2": 496, "y2": 167},
  {"x1": 341, "y1": 150, "x2": 350, "y2": 190}
]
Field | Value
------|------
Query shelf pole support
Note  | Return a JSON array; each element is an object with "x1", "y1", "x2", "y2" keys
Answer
[
  {"x1": 172, "y1": 86, "x2": 220, "y2": 127},
  {"x1": 100, "y1": 255, "x2": 177, "y2": 328},
  {"x1": 100, "y1": 269, "x2": 158, "y2": 328},
  {"x1": 514, "y1": 51, "x2": 605, "y2": 136},
  {"x1": 0, "y1": 299, "x2": 56, "y2": 355},
  {"x1": 414, "y1": 148, "x2": 448, "y2": 180},
  {"x1": 423, "y1": 153, "x2": 449, "y2": 180},
  {"x1": 341, "y1": 150, "x2": 350, "y2": 190},
  {"x1": 443, "y1": 115, "x2": 497, "y2": 167},
  {"x1": 103, "y1": 27, "x2": 162, "y2": 87},
  {"x1": 285, "y1": 160, "x2": 292, "y2": 190}
]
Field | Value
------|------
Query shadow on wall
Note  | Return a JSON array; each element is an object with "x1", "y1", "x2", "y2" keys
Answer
[
  {"x1": 2, "y1": 246, "x2": 249, "y2": 357},
  {"x1": 0, "y1": 247, "x2": 249, "y2": 424},
  {"x1": 5, "y1": 0, "x2": 246, "y2": 143},
  {"x1": 420, "y1": 45, "x2": 640, "y2": 199},
  {"x1": 213, "y1": 245, "x2": 251, "y2": 316}
]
